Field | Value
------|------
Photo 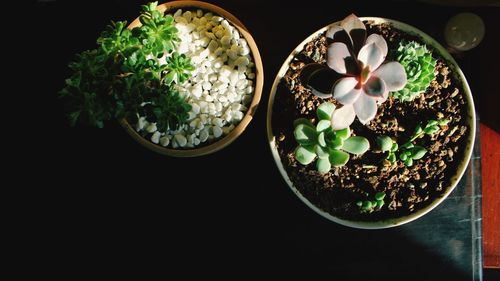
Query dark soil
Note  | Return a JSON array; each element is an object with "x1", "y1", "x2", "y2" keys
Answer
[{"x1": 272, "y1": 21, "x2": 470, "y2": 221}]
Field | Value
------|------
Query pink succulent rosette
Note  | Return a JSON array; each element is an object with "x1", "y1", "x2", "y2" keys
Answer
[{"x1": 302, "y1": 14, "x2": 408, "y2": 130}]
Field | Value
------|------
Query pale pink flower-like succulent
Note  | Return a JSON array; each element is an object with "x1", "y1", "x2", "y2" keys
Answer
[{"x1": 302, "y1": 14, "x2": 407, "y2": 130}]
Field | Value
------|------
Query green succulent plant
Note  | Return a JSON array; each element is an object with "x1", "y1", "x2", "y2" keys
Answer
[
  {"x1": 391, "y1": 41, "x2": 437, "y2": 102},
  {"x1": 356, "y1": 192, "x2": 386, "y2": 213},
  {"x1": 376, "y1": 118, "x2": 450, "y2": 166},
  {"x1": 59, "y1": 2, "x2": 193, "y2": 130},
  {"x1": 293, "y1": 102, "x2": 370, "y2": 174}
]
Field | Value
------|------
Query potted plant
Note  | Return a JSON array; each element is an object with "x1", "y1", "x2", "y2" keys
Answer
[
  {"x1": 267, "y1": 14, "x2": 475, "y2": 228},
  {"x1": 60, "y1": 1, "x2": 263, "y2": 157}
]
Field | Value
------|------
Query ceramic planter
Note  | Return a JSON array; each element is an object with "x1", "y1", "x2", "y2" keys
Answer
[
  {"x1": 267, "y1": 17, "x2": 476, "y2": 229},
  {"x1": 120, "y1": 1, "x2": 264, "y2": 157}
]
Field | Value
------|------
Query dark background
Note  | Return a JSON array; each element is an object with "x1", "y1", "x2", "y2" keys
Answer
[{"x1": 25, "y1": 0, "x2": 499, "y2": 279}]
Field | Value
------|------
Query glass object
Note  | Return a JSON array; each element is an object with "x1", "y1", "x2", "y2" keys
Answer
[{"x1": 444, "y1": 12, "x2": 485, "y2": 51}]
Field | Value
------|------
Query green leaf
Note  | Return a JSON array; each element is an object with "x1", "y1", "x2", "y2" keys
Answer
[
  {"x1": 376, "y1": 135, "x2": 393, "y2": 152},
  {"x1": 400, "y1": 153, "x2": 408, "y2": 161},
  {"x1": 414, "y1": 124, "x2": 423, "y2": 135},
  {"x1": 342, "y1": 136, "x2": 370, "y2": 155},
  {"x1": 329, "y1": 149, "x2": 350, "y2": 166},
  {"x1": 362, "y1": 201, "x2": 373, "y2": 210},
  {"x1": 390, "y1": 142, "x2": 399, "y2": 152},
  {"x1": 335, "y1": 127, "x2": 351, "y2": 140},
  {"x1": 404, "y1": 158, "x2": 414, "y2": 166},
  {"x1": 294, "y1": 124, "x2": 317, "y2": 145},
  {"x1": 318, "y1": 132, "x2": 326, "y2": 147},
  {"x1": 401, "y1": 142, "x2": 414, "y2": 149},
  {"x1": 424, "y1": 125, "x2": 440, "y2": 135},
  {"x1": 438, "y1": 118, "x2": 450, "y2": 125},
  {"x1": 315, "y1": 144, "x2": 330, "y2": 159},
  {"x1": 316, "y1": 102, "x2": 336, "y2": 120},
  {"x1": 376, "y1": 200, "x2": 385, "y2": 209},
  {"x1": 427, "y1": 120, "x2": 438, "y2": 126},
  {"x1": 317, "y1": 158, "x2": 332, "y2": 174},
  {"x1": 327, "y1": 137, "x2": 344, "y2": 150},
  {"x1": 387, "y1": 152, "x2": 396, "y2": 163},
  {"x1": 375, "y1": 192, "x2": 386, "y2": 201},
  {"x1": 409, "y1": 146, "x2": 427, "y2": 160},
  {"x1": 316, "y1": 120, "x2": 331, "y2": 132},
  {"x1": 295, "y1": 146, "x2": 316, "y2": 165}
]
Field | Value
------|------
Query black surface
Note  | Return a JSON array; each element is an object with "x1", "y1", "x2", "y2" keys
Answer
[{"x1": 28, "y1": 0, "x2": 500, "y2": 279}]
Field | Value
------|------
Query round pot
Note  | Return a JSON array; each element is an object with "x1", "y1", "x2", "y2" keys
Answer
[
  {"x1": 267, "y1": 17, "x2": 476, "y2": 229},
  {"x1": 120, "y1": 1, "x2": 264, "y2": 157}
]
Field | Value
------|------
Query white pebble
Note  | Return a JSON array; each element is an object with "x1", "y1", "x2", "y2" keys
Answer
[
  {"x1": 212, "y1": 126, "x2": 223, "y2": 138},
  {"x1": 232, "y1": 111, "x2": 244, "y2": 122},
  {"x1": 245, "y1": 85, "x2": 254, "y2": 94},
  {"x1": 212, "y1": 118, "x2": 224, "y2": 127},
  {"x1": 146, "y1": 123, "x2": 157, "y2": 133},
  {"x1": 174, "y1": 16, "x2": 187, "y2": 24},
  {"x1": 229, "y1": 71, "x2": 239, "y2": 86},
  {"x1": 136, "y1": 117, "x2": 147, "y2": 131},
  {"x1": 190, "y1": 118, "x2": 199, "y2": 128},
  {"x1": 212, "y1": 16, "x2": 223, "y2": 23},
  {"x1": 215, "y1": 29, "x2": 225, "y2": 39},
  {"x1": 205, "y1": 95, "x2": 214, "y2": 102},
  {"x1": 160, "y1": 136, "x2": 170, "y2": 147},
  {"x1": 151, "y1": 131, "x2": 161, "y2": 144},
  {"x1": 215, "y1": 101, "x2": 223, "y2": 112},
  {"x1": 221, "y1": 35, "x2": 231, "y2": 46},
  {"x1": 200, "y1": 129, "x2": 209, "y2": 142},
  {"x1": 213, "y1": 58, "x2": 223, "y2": 68},
  {"x1": 236, "y1": 79, "x2": 247, "y2": 90},
  {"x1": 221, "y1": 65, "x2": 233, "y2": 76},
  {"x1": 191, "y1": 103, "x2": 200, "y2": 114},
  {"x1": 191, "y1": 85, "x2": 202, "y2": 98},
  {"x1": 208, "y1": 40, "x2": 218, "y2": 52},
  {"x1": 174, "y1": 9, "x2": 182, "y2": 17},
  {"x1": 183, "y1": 11, "x2": 192, "y2": 22},
  {"x1": 174, "y1": 134, "x2": 187, "y2": 147},
  {"x1": 226, "y1": 49, "x2": 238, "y2": 60},
  {"x1": 214, "y1": 47, "x2": 224, "y2": 57},
  {"x1": 234, "y1": 56, "x2": 250, "y2": 67},
  {"x1": 202, "y1": 81, "x2": 212, "y2": 91}
]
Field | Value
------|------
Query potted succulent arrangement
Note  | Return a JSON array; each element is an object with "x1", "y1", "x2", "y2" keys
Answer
[
  {"x1": 60, "y1": 1, "x2": 263, "y2": 157},
  {"x1": 267, "y1": 14, "x2": 475, "y2": 228}
]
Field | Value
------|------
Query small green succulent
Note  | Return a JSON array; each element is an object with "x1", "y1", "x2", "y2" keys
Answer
[
  {"x1": 391, "y1": 41, "x2": 437, "y2": 102},
  {"x1": 293, "y1": 102, "x2": 370, "y2": 174},
  {"x1": 356, "y1": 192, "x2": 386, "y2": 213},
  {"x1": 165, "y1": 52, "x2": 195, "y2": 85},
  {"x1": 376, "y1": 118, "x2": 450, "y2": 166}
]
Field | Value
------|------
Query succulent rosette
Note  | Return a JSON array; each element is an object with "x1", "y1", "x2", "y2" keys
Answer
[
  {"x1": 301, "y1": 14, "x2": 408, "y2": 130},
  {"x1": 392, "y1": 41, "x2": 437, "y2": 101}
]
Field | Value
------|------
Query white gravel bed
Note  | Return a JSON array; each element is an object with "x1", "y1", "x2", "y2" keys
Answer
[{"x1": 135, "y1": 8, "x2": 256, "y2": 149}]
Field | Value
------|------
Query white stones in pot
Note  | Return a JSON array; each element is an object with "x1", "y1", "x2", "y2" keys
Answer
[{"x1": 136, "y1": 8, "x2": 255, "y2": 149}]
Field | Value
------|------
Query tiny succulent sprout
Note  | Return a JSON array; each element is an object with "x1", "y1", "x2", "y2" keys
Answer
[
  {"x1": 376, "y1": 135, "x2": 398, "y2": 163},
  {"x1": 357, "y1": 191, "x2": 386, "y2": 212},
  {"x1": 293, "y1": 102, "x2": 370, "y2": 174},
  {"x1": 376, "y1": 135, "x2": 393, "y2": 152},
  {"x1": 392, "y1": 41, "x2": 437, "y2": 102},
  {"x1": 381, "y1": 118, "x2": 448, "y2": 167},
  {"x1": 299, "y1": 14, "x2": 407, "y2": 130}
]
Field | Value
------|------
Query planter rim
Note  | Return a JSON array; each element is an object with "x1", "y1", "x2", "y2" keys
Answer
[
  {"x1": 120, "y1": 0, "x2": 264, "y2": 157},
  {"x1": 266, "y1": 17, "x2": 476, "y2": 229}
]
